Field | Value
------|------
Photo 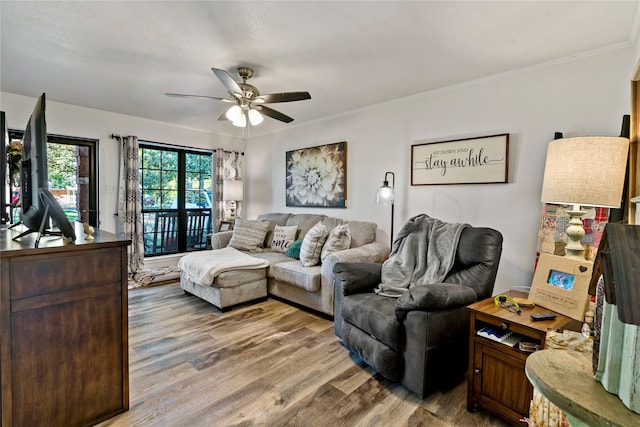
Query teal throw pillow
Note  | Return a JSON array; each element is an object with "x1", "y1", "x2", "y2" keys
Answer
[{"x1": 286, "y1": 239, "x2": 303, "y2": 259}]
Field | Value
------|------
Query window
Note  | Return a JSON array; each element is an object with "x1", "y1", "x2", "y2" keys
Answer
[
  {"x1": 8, "y1": 130, "x2": 98, "y2": 227},
  {"x1": 139, "y1": 142, "x2": 213, "y2": 256}
]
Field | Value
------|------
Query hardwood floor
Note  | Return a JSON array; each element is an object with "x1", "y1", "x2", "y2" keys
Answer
[{"x1": 98, "y1": 283, "x2": 510, "y2": 427}]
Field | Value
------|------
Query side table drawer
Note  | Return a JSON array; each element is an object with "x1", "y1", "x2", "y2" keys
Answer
[{"x1": 475, "y1": 311, "x2": 546, "y2": 343}]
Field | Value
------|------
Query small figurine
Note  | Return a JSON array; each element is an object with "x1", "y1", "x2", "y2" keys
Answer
[{"x1": 83, "y1": 222, "x2": 95, "y2": 241}]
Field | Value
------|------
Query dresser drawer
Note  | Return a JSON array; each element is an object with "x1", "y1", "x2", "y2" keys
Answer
[{"x1": 10, "y1": 247, "x2": 123, "y2": 300}]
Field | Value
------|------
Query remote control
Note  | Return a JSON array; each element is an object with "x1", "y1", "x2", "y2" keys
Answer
[{"x1": 530, "y1": 313, "x2": 556, "y2": 321}]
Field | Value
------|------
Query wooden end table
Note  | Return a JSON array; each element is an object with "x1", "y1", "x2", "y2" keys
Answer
[{"x1": 466, "y1": 291, "x2": 581, "y2": 426}]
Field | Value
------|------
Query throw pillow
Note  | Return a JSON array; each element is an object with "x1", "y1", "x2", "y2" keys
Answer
[
  {"x1": 271, "y1": 225, "x2": 298, "y2": 253},
  {"x1": 299, "y1": 221, "x2": 329, "y2": 267},
  {"x1": 321, "y1": 224, "x2": 352, "y2": 262},
  {"x1": 228, "y1": 218, "x2": 270, "y2": 252},
  {"x1": 286, "y1": 239, "x2": 303, "y2": 259}
]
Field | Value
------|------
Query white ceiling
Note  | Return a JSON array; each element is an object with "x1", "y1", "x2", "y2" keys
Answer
[{"x1": 1, "y1": 1, "x2": 638, "y2": 137}]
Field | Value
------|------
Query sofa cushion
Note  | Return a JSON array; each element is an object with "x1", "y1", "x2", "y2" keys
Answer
[
  {"x1": 229, "y1": 218, "x2": 270, "y2": 252},
  {"x1": 286, "y1": 214, "x2": 327, "y2": 240},
  {"x1": 286, "y1": 239, "x2": 303, "y2": 259},
  {"x1": 299, "y1": 221, "x2": 329, "y2": 267},
  {"x1": 243, "y1": 250, "x2": 291, "y2": 278},
  {"x1": 257, "y1": 213, "x2": 292, "y2": 248},
  {"x1": 345, "y1": 220, "x2": 377, "y2": 248},
  {"x1": 341, "y1": 292, "x2": 401, "y2": 350},
  {"x1": 321, "y1": 223, "x2": 352, "y2": 262},
  {"x1": 214, "y1": 268, "x2": 267, "y2": 288},
  {"x1": 272, "y1": 260, "x2": 322, "y2": 292},
  {"x1": 322, "y1": 217, "x2": 344, "y2": 232},
  {"x1": 271, "y1": 225, "x2": 298, "y2": 253}
]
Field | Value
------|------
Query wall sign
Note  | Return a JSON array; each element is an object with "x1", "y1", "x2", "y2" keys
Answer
[{"x1": 411, "y1": 133, "x2": 509, "y2": 185}]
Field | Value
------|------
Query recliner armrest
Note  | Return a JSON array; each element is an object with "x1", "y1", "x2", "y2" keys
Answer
[
  {"x1": 394, "y1": 282, "x2": 477, "y2": 320},
  {"x1": 333, "y1": 262, "x2": 382, "y2": 296}
]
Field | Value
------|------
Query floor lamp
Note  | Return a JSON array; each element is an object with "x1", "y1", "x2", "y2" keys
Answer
[
  {"x1": 376, "y1": 171, "x2": 395, "y2": 248},
  {"x1": 540, "y1": 136, "x2": 629, "y2": 260}
]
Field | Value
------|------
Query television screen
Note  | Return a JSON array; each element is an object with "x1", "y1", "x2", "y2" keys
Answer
[
  {"x1": 0, "y1": 111, "x2": 8, "y2": 225},
  {"x1": 11, "y1": 93, "x2": 75, "y2": 245},
  {"x1": 20, "y1": 93, "x2": 49, "y2": 231}
]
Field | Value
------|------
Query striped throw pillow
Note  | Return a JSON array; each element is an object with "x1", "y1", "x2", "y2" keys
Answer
[
  {"x1": 299, "y1": 222, "x2": 329, "y2": 267},
  {"x1": 229, "y1": 218, "x2": 270, "y2": 252}
]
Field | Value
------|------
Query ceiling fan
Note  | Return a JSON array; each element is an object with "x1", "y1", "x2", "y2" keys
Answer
[{"x1": 165, "y1": 67, "x2": 311, "y2": 127}]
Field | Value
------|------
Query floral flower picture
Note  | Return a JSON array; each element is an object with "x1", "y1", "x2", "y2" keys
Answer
[{"x1": 286, "y1": 142, "x2": 346, "y2": 208}]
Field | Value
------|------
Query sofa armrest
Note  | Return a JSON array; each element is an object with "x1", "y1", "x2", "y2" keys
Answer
[
  {"x1": 326, "y1": 241, "x2": 389, "y2": 265},
  {"x1": 210, "y1": 230, "x2": 233, "y2": 249},
  {"x1": 394, "y1": 283, "x2": 477, "y2": 321},
  {"x1": 332, "y1": 262, "x2": 383, "y2": 296},
  {"x1": 321, "y1": 241, "x2": 388, "y2": 289}
]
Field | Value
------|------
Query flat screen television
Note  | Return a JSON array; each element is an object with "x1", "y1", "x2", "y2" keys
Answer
[
  {"x1": 0, "y1": 111, "x2": 8, "y2": 226},
  {"x1": 11, "y1": 93, "x2": 76, "y2": 245}
]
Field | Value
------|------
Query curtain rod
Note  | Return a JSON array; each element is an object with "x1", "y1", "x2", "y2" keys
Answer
[{"x1": 111, "y1": 134, "x2": 244, "y2": 155}]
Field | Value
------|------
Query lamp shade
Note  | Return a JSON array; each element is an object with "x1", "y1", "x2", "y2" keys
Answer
[
  {"x1": 540, "y1": 136, "x2": 629, "y2": 208},
  {"x1": 222, "y1": 179, "x2": 243, "y2": 201},
  {"x1": 225, "y1": 105, "x2": 242, "y2": 122},
  {"x1": 376, "y1": 185, "x2": 394, "y2": 205}
]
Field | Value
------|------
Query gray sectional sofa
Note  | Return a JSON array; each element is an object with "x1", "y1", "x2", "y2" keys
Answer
[{"x1": 209, "y1": 212, "x2": 389, "y2": 316}]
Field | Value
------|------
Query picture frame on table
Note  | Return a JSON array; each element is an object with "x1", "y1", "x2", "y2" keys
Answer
[
  {"x1": 528, "y1": 253, "x2": 593, "y2": 321},
  {"x1": 217, "y1": 220, "x2": 234, "y2": 232}
]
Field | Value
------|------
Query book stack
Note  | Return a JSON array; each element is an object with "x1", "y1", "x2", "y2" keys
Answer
[{"x1": 477, "y1": 326, "x2": 525, "y2": 347}]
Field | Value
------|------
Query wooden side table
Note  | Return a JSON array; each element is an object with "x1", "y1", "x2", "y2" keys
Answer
[
  {"x1": 466, "y1": 292, "x2": 581, "y2": 426},
  {"x1": 526, "y1": 349, "x2": 640, "y2": 426}
]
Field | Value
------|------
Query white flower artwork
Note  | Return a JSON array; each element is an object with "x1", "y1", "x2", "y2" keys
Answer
[{"x1": 286, "y1": 142, "x2": 346, "y2": 207}]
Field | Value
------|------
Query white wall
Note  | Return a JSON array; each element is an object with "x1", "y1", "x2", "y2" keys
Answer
[
  {"x1": 0, "y1": 91, "x2": 245, "y2": 233},
  {"x1": 244, "y1": 46, "x2": 637, "y2": 295}
]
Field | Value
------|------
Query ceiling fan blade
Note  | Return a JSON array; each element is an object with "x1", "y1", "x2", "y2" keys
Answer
[
  {"x1": 258, "y1": 106, "x2": 294, "y2": 123},
  {"x1": 211, "y1": 68, "x2": 243, "y2": 97},
  {"x1": 165, "y1": 93, "x2": 233, "y2": 102},
  {"x1": 217, "y1": 110, "x2": 229, "y2": 121},
  {"x1": 254, "y1": 92, "x2": 311, "y2": 104}
]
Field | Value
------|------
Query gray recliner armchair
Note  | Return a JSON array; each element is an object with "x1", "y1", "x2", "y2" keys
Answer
[{"x1": 333, "y1": 216, "x2": 503, "y2": 398}]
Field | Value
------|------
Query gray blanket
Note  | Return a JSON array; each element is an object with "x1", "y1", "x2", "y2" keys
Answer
[{"x1": 375, "y1": 214, "x2": 468, "y2": 297}]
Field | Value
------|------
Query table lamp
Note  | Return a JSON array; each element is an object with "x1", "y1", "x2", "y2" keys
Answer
[
  {"x1": 222, "y1": 179, "x2": 243, "y2": 219},
  {"x1": 540, "y1": 136, "x2": 629, "y2": 260}
]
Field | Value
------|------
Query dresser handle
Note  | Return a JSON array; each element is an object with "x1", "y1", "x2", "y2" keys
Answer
[
  {"x1": 474, "y1": 369, "x2": 481, "y2": 375},
  {"x1": 501, "y1": 323, "x2": 508, "y2": 330}
]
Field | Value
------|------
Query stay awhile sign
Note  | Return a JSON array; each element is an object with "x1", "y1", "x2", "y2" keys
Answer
[{"x1": 411, "y1": 134, "x2": 509, "y2": 185}]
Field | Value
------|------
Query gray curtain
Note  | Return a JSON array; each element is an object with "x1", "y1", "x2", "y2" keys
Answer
[
  {"x1": 118, "y1": 135, "x2": 144, "y2": 275},
  {"x1": 214, "y1": 149, "x2": 243, "y2": 225}
]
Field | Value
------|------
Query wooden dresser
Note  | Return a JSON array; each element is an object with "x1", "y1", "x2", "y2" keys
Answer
[{"x1": 0, "y1": 224, "x2": 130, "y2": 427}]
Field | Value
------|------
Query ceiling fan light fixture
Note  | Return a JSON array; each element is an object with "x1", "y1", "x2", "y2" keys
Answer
[
  {"x1": 248, "y1": 108, "x2": 264, "y2": 126},
  {"x1": 225, "y1": 105, "x2": 242, "y2": 122},
  {"x1": 232, "y1": 114, "x2": 247, "y2": 128}
]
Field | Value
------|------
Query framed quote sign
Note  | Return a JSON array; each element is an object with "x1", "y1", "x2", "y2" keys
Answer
[{"x1": 411, "y1": 133, "x2": 509, "y2": 185}]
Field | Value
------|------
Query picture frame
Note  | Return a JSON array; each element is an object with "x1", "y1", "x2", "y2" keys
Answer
[
  {"x1": 217, "y1": 220, "x2": 234, "y2": 232},
  {"x1": 528, "y1": 253, "x2": 593, "y2": 321},
  {"x1": 411, "y1": 133, "x2": 509, "y2": 185},
  {"x1": 286, "y1": 141, "x2": 347, "y2": 208}
]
